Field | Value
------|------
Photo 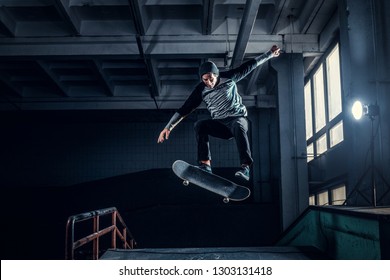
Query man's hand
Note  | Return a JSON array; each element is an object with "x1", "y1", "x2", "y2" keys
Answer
[
  {"x1": 271, "y1": 45, "x2": 281, "y2": 57},
  {"x1": 157, "y1": 128, "x2": 171, "y2": 143}
]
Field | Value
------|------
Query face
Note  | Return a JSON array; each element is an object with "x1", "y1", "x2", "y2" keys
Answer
[{"x1": 201, "y1": 73, "x2": 218, "y2": 89}]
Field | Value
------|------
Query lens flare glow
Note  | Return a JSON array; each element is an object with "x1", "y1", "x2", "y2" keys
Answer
[{"x1": 352, "y1": 101, "x2": 363, "y2": 120}]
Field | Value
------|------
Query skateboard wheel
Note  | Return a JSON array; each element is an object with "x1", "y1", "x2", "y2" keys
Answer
[
  {"x1": 183, "y1": 180, "x2": 189, "y2": 186},
  {"x1": 223, "y1": 197, "x2": 230, "y2": 203}
]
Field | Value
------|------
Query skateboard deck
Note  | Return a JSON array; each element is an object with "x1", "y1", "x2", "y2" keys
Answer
[{"x1": 172, "y1": 160, "x2": 250, "y2": 203}]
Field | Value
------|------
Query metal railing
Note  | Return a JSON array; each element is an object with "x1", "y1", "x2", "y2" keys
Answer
[{"x1": 65, "y1": 207, "x2": 136, "y2": 260}]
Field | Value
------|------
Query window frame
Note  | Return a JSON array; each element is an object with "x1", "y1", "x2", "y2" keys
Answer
[{"x1": 304, "y1": 41, "x2": 344, "y2": 160}]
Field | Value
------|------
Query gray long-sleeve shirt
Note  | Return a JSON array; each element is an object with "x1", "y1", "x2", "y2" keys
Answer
[{"x1": 165, "y1": 50, "x2": 273, "y2": 130}]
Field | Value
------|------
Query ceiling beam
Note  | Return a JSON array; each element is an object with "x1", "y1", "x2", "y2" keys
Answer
[
  {"x1": 0, "y1": 7, "x2": 16, "y2": 37},
  {"x1": 92, "y1": 59, "x2": 115, "y2": 96},
  {"x1": 270, "y1": 0, "x2": 291, "y2": 34},
  {"x1": 0, "y1": 34, "x2": 319, "y2": 57},
  {"x1": 0, "y1": 74, "x2": 23, "y2": 97},
  {"x1": 36, "y1": 60, "x2": 70, "y2": 97},
  {"x1": 129, "y1": 0, "x2": 160, "y2": 99},
  {"x1": 142, "y1": 34, "x2": 311, "y2": 58},
  {"x1": 202, "y1": 0, "x2": 215, "y2": 35},
  {"x1": 298, "y1": 0, "x2": 325, "y2": 34},
  {"x1": 54, "y1": 0, "x2": 81, "y2": 35},
  {"x1": 0, "y1": 37, "x2": 140, "y2": 57},
  {"x1": 128, "y1": 0, "x2": 146, "y2": 35},
  {"x1": 231, "y1": 0, "x2": 263, "y2": 68}
]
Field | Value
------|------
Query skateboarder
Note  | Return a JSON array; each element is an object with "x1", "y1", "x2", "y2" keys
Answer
[{"x1": 158, "y1": 45, "x2": 281, "y2": 181}]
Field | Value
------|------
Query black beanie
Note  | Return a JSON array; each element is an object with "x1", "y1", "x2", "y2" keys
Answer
[{"x1": 199, "y1": 61, "x2": 219, "y2": 78}]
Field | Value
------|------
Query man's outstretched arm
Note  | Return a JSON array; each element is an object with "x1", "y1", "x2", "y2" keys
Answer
[
  {"x1": 157, "y1": 112, "x2": 183, "y2": 143},
  {"x1": 157, "y1": 84, "x2": 203, "y2": 143},
  {"x1": 222, "y1": 45, "x2": 281, "y2": 82}
]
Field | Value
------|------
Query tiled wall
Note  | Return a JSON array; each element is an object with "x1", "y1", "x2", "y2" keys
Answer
[{"x1": 1, "y1": 111, "x2": 241, "y2": 187}]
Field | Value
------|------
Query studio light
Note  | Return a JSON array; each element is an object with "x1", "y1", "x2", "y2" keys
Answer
[
  {"x1": 352, "y1": 100, "x2": 379, "y2": 120},
  {"x1": 352, "y1": 100, "x2": 363, "y2": 120},
  {"x1": 345, "y1": 101, "x2": 389, "y2": 207},
  {"x1": 366, "y1": 104, "x2": 380, "y2": 118}
]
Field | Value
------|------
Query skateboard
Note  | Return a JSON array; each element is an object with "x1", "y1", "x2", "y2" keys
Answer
[{"x1": 172, "y1": 160, "x2": 251, "y2": 203}]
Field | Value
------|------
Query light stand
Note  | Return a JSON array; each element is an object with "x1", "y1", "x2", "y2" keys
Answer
[{"x1": 344, "y1": 104, "x2": 390, "y2": 207}]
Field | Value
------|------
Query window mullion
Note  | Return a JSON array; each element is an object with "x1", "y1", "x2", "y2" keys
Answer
[
  {"x1": 310, "y1": 78, "x2": 317, "y2": 156},
  {"x1": 323, "y1": 59, "x2": 331, "y2": 150}
]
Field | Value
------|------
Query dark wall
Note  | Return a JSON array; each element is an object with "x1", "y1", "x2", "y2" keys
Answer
[
  {"x1": 0, "y1": 110, "x2": 243, "y2": 187},
  {"x1": 1, "y1": 168, "x2": 280, "y2": 259},
  {"x1": 0, "y1": 109, "x2": 282, "y2": 259}
]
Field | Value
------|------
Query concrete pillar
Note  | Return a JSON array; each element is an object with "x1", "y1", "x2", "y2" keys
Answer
[{"x1": 271, "y1": 53, "x2": 309, "y2": 229}]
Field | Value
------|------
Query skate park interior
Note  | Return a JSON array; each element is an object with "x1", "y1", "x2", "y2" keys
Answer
[{"x1": 1, "y1": 0, "x2": 389, "y2": 260}]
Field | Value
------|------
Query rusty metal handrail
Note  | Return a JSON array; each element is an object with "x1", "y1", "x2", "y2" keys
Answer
[{"x1": 65, "y1": 207, "x2": 136, "y2": 260}]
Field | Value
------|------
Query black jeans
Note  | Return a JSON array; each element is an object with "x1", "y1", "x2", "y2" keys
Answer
[{"x1": 194, "y1": 116, "x2": 253, "y2": 166}]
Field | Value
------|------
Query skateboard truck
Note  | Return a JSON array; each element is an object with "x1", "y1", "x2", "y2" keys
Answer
[{"x1": 182, "y1": 178, "x2": 231, "y2": 203}]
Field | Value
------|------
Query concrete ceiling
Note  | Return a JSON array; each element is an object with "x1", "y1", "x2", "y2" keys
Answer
[{"x1": 0, "y1": 0, "x2": 338, "y2": 111}]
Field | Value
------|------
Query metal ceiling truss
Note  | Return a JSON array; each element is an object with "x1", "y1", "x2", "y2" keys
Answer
[{"x1": 0, "y1": 0, "x2": 338, "y2": 111}]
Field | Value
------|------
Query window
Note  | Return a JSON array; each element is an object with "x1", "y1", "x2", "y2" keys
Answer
[
  {"x1": 309, "y1": 195, "x2": 315, "y2": 205},
  {"x1": 304, "y1": 83, "x2": 313, "y2": 140},
  {"x1": 311, "y1": 184, "x2": 346, "y2": 206},
  {"x1": 313, "y1": 65, "x2": 326, "y2": 132},
  {"x1": 331, "y1": 185, "x2": 346, "y2": 205},
  {"x1": 326, "y1": 44, "x2": 342, "y2": 121},
  {"x1": 316, "y1": 133, "x2": 327, "y2": 155},
  {"x1": 330, "y1": 120, "x2": 344, "y2": 148},
  {"x1": 306, "y1": 143, "x2": 314, "y2": 162},
  {"x1": 304, "y1": 43, "x2": 344, "y2": 159},
  {"x1": 317, "y1": 191, "x2": 329, "y2": 206}
]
